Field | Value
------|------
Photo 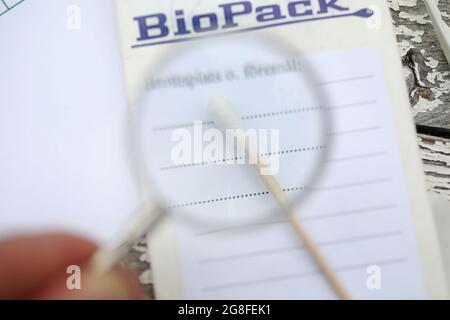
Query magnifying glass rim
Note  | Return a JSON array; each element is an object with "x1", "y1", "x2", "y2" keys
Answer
[{"x1": 128, "y1": 33, "x2": 334, "y2": 229}]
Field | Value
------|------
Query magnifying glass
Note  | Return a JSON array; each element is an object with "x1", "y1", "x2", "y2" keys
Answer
[
  {"x1": 92, "y1": 32, "x2": 334, "y2": 279},
  {"x1": 133, "y1": 33, "x2": 331, "y2": 226}
]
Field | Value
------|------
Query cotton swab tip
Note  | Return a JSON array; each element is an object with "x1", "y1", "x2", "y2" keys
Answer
[{"x1": 208, "y1": 96, "x2": 244, "y2": 130}]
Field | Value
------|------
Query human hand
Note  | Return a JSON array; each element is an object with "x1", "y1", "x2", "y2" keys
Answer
[{"x1": 0, "y1": 232, "x2": 148, "y2": 300}]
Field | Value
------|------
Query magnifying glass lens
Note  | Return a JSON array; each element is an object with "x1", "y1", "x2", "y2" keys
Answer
[{"x1": 133, "y1": 35, "x2": 331, "y2": 229}]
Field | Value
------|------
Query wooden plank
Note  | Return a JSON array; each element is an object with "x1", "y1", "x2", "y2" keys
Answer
[
  {"x1": 390, "y1": 0, "x2": 450, "y2": 131},
  {"x1": 419, "y1": 134, "x2": 450, "y2": 199}
]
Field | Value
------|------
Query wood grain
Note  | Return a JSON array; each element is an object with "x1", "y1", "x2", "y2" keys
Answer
[
  {"x1": 419, "y1": 134, "x2": 450, "y2": 199},
  {"x1": 390, "y1": 0, "x2": 450, "y2": 130}
]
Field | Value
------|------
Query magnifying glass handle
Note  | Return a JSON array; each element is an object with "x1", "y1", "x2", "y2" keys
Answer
[{"x1": 90, "y1": 203, "x2": 166, "y2": 274}]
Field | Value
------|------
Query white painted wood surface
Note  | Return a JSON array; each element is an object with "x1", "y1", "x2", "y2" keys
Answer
[{"x1": 419, "y1": 134, "x2": 450, "y2": 199}]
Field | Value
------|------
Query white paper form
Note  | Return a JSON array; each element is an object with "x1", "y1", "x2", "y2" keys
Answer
[
  {"x1": 146, "y1": 46, "x2": 423, "y2": 299},
  {"x1": 115, "y1": 0, "x2": 447, "y2": 299},
  {"x1": 0, "y1": 0, "x2": 137, "y2": 241}
]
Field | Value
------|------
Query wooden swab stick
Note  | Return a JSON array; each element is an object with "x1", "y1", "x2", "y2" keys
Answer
[{"x1": 209, "y1": 96, "x2": 350, "y2": 300}]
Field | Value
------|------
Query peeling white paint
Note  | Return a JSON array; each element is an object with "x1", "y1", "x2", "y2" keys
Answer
[
  {"x1": 399, "y1": 11, "x2": 429, "y2": 24},
  {"x1": 412, "y1": 96, "x2": 443, "y2": 116},
  {"x1": 412, "y1": 72, "x2": 450, "y2": 115},
  {"x1": 398, "y1": 39, "x2": 413, "y2": 56},
  {"x1": 427, "y1": 70, "x2": 441, "y2": 84},
  {"x1": 428, "y1": 71, "x2": 450, "y2": 100},
  {"x1": 425, "y1": 56, "x2": 440, "y2": 68},
  {"x1": 391, "y1": 1, "x2": 450, "y2": 120},
  {"x1": 388, "y1": 0, "x2": 419, "y2": 11},
  {"x1": 419, "y1": 136, "x2": 450, "y2": 200},
  {"x1": 396, "y1": 25, "x2": 425, "y2": 43}
]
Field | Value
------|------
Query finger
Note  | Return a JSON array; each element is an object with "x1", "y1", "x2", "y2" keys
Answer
[
  {"x1": 34, "y1": 264, "x2": 148, "y2": 300},
  {"x1": 0, "y1": 232, "x2": 96, "y2": 299}
]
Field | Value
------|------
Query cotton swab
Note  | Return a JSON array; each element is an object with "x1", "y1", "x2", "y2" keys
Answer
[{"x1": 209, "y1": 96, "x2": 350, "y2": 300}]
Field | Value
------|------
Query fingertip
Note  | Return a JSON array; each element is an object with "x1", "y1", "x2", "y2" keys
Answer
[
  {"x1": 118, "y1": 267, "x2": 150, "y2": 300},
  {"x1": 35, "y1": 264, "x2": 149, "y2": 300},
  {"x1": 0, "y1": 232, "x2": 97, "y2": 299}
]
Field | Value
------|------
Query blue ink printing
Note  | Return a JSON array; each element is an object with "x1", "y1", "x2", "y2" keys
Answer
[{"x1": 132, "y1": 0, "x2": 373, "y2": 48}]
